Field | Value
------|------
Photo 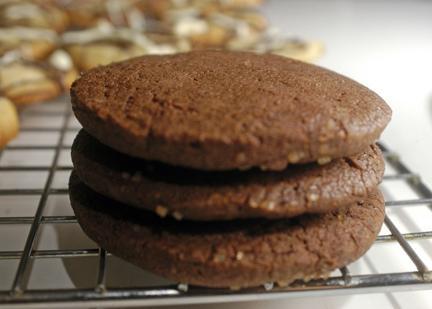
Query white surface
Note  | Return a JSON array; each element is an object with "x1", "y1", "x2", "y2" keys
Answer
[{"x1": 1, "y1": 0, "x2": 432, "y2": 308}]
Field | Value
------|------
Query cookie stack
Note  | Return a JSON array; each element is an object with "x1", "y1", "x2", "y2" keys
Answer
[{"x1": 69, "y1": 50, "x2": 391, "y2": 288}]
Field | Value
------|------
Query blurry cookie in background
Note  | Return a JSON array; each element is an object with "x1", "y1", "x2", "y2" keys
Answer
[
  {"x1": 140, "y1": 0, "x2": 321, "y2": 62},
  {"x1": 0, "y1": 27, "x2": 58, "y2": 61},
  {"x1": 62, "y1": 25, "x2": 179, "y2": 71},
  {"x1": 0, "y1": 60, "x2": 63, "y2": 107},
  {"x1": 143, "y1": 0, "x2": 263, "y2": 20},
  {"x1": 0, "y1": 97, "x2": 19, "y2": 149},
  {"x1": 268, "y1": 39, "x2": 324, "y2": 63},
  {"x1": 148, "y1": 1, "x2": 267, "y2": 49},
  {"x1": 174, "y1": 11, "x2": 266, "y2": 49},
  {"x1": 48, "y1": 49, "x2": 79, "y2": 90},
  {"x1": 55, "y1": 0, "x2": 147, "y2": 30},
  {"x1": 250, "y1": 34, "x2": 324, "y2": 62},
  {"x1": 54, "y1": 0, "x2": 113, "y2": 29},
  {"x1": 0, "y1": 0, "x2": 69, "y2": 33},
  {"x1": 223, "y1": 9, "x2": 267, "y2": 31}
]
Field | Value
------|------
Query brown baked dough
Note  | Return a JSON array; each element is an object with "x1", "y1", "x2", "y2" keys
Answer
[
  {"x1": 71, "y1": 50, "x2": 391, "y2": 171},
  {"x1": 69, "y1": 172, "x2": 385, "y2": 288},
  {"x1": 72, "y1": 129, "x2": 384, "y2": 221}
]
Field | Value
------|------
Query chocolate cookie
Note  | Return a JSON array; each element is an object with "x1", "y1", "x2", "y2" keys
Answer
[
  {"x1": 69, "y1": 172, "x2": 385, "y2": 288},
  {"x1": 71, "y1": 50, "x2": 392, "y2": 171},
  {"x1": 72, "y1": 129, "x2": 384, "y2": 221}
]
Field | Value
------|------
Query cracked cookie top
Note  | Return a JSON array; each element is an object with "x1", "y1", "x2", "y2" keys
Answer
[{"x1": 71, "y1": 50, "x2": 391, "y2": 171}]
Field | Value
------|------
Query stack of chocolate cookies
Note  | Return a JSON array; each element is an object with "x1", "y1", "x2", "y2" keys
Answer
[{"x1": 69, "y1": 50, "x2": 391, "y2": 289}]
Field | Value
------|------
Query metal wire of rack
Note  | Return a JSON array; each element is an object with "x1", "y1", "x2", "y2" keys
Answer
[{"x1": 0, "y1": 99, "x2": 431, "y2": 308}]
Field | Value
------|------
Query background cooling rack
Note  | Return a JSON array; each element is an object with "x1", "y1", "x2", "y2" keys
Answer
[{"x1": 0, "y1": 98, "x2": 431, "y2": 308}]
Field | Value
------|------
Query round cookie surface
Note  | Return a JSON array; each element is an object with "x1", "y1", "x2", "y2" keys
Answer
[
  {"x1": 69, "y1": 172, "x2": 385, "y2": 288},
  {"x1": 71, "y1": 50, "x2": 391, "y2": 171},
  {"x1": 72, "y1": 129, "x2": 385, "y2": 221}
]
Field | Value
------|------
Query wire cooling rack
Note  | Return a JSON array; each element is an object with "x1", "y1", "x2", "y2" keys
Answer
[{"x1": 0, "y1": 98, "x2": 431, "y2": 308}]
